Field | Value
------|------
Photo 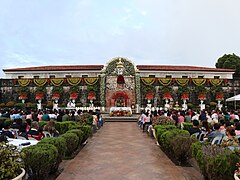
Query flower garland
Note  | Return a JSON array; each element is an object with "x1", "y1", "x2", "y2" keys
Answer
[
  {"x1": 18, "y1": 79, "x2": 31, "y2": 87},
  {"x1": 141, "y1": 77, "x2": 155, "y2": 86},
  {"x1": 50, "y1": 78, "x2": 64, "y2": 86},
  {"x1": 192, "y1": 78, "x2": 206, "y2": 86},
  {"x1": 84, "y1": 77, "x2": 98, "y2": 86},
  {"x1": 175, "y1": 78, "x2": 189, "y2": 86},
  {"x1": 33, "y1": 79, "x2": 47, "y2": 87},
  {"x1": 209, "y1": 79, "x2": 223, "y2": 86},
  {"x1": 158, "y1": 78, "x2": 172, "y2": 86},
  {"x1": 66, "y1": 78, "x2": 82, "y2": 86}
]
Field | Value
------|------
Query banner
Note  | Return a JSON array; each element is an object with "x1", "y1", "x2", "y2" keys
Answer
[
  {"x1": 192, "y1": 78, "x2": 206, "y2": 86},
  {"x1": 209, "y1": 79, "x2": 223, "y2": 86},
  {"x1": 50, "y1": 78, "x2": 64, "y2": 86},
  {"x1": 67, "y1": 78, "x2": 82, "y2": 86},
  {"x1": 175, "y1": 78, "x2": 189, "y2": 86},
  {"x1": 84, "y1": 77, "x2": 98, "y2": 85}
]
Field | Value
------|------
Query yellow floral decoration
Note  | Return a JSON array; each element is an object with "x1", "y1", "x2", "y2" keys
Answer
[
  {"x1": 209, "y1": 79, "x2": 223, "y2": 86},
  {"x1": 192, "y1": 78, "x2": 206, "y2": 86},
  {"x1": 67, "y1": 78, "x2": 82, "y2": 86},
  {"x1": 33, "y1": 79, "x2": 47, "y2": 86},
  {"x1": 175, "y1": 78, "x2": 189, "y2": 86},
  {"x1": 50, "y1": 78, "x2": 64, "y2": 86},
  {"x1": 84, "y1": 77, "x2": 98, "y2": 85},
  {"x1": 18, "y1": 79, "x2": 31, "y2": 87},
  {"x1": 158, "y1": 78, "x2": 172, "y2": 86},
  {"x1": 141, "y1": 78, "x2": 155, "y2": 86}
]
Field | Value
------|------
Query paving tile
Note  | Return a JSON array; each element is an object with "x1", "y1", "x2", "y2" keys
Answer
[{"x1": 57, "y1": 122, "x2": 191, "y2": 180}]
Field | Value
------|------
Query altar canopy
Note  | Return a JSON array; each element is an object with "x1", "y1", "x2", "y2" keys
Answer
[{"x1": 226, "y1": 94, "x2": 240, "y2": 102}]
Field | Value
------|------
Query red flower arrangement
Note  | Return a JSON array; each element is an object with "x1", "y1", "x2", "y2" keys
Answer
[
  {"x1": 19, "y1": 92, "x2": 28, "y2": 100},
  {"x1": 145, "y1": 91, "x2": 154, "y2": 100},
  {"x1": 198, "y1": 92, "x2": 206, "y2": 100},
  {"x1": 181, "y1": 93, "x2": 189, "y2": 100},
  {"x1": 163, "y1": 92, "x2": 172, "y2": 99},
  {"x1": 88, "y1": 91, "x2": 96, "y2": 100},
  {"x1": 52, "y1": 92, "x2": 60, "y2": 100},
  {"x1": 70, "y1": 92, "x2": 78, "y2": 99},
  {"x1": 35, "y1": 92, "x2": 44, "y2": 100},
  {"x1": 216, "y1": 92, "x2": 224, "y2": 100}
]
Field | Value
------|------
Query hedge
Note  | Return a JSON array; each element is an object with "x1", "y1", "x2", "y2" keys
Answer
[
  {"x1": 38, "y1": 137, "x2": 67, "y2": 173},
  {"x1": 66, "y1": 129, "x2": 84, "y2": 145},
  {"x1": 154, "y1": 125, "x2": 176, "y2": 144},
  {"x1": 159, "y1": 129, "x2": 189, "y2": 151},
  {"x1": 181, "y1": 122, "x2": 192, "y2": 131},
  {"x1": 22, "y1": 144, "x2": 58, "y2": 180},
  {"x1": 61, "y1": 132, "x2": 79, "y2": 156}
]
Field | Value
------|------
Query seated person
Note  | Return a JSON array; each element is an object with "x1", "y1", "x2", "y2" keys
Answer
[
  {"x1": 43, "y1": 120, "x2": 59, "y2": 137},
  {"x1": 221, "y1": 127, "x2": 239, "y2": 147},
  {"x1": 207, "y1": 123, "x2": 222, "y2": 142},
  {"x1": 2, "y1": 121, "x2": 15, "y2": 138},
  {"x1": 188, "y1": 120, "x2": 201, "y2": 136},
  {"x1": 28, "y1": 121, "x2": 43, "y2": 140},
  {"x1": 18, "y1": 123, "x2": 28, "y2": 139},
  {"x1": 10, "y1": 118, "x2": 22, "y2": 129},
  {"x1": 235, "y1": 122, "x2": 240, "y2": 136}
]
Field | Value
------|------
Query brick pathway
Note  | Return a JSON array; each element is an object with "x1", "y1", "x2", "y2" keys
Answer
[{"x1": 57, "y1": 122, "x2": 194, "y2": 180}]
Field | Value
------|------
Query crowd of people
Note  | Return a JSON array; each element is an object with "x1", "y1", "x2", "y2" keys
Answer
[
  {"x1": 138, "y1": 108, "x2": 240, "y2": 147},
  {"x1": 0, "y1": 108, "x2": 103, "y2": 141}
]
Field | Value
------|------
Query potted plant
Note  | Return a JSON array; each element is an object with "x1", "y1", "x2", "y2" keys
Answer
[{"x1": 0, "y1": 142, "x2": 25, "y2": 180}]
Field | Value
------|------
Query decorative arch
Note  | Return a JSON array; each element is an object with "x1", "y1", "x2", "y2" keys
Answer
[{"x1": 103, "y1": 57, "x2": 137, "y2": 76}]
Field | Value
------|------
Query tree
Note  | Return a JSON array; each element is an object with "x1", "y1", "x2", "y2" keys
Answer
[{"x1": 215, "y1": 53, "x2": 240, "y2": 73}]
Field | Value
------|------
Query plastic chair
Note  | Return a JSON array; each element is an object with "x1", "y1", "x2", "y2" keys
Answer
[
  {"x1": 42, "y1": 131, "x2": 52, "y2": 138},
  {"x1": 191, "y1": 132, "x2": 200, "y2": 139},
  {"x1": 9, "y1": 128, "x2": 19, "y2": 136},
  {"x1": 211, "y1": 135, "x2": 223, "y2": 145},
  {"x1": 198, "y1": 131, "x2": 208, "y2": 141}
]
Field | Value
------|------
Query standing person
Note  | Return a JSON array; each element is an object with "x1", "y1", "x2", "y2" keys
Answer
[
  {"x1": 171, "y1": 111, "x2": 178, "y2": 126},
  {"x1": 177, "y1": 112, "x2": 185, "y2": 127},
  {"x1": 143, "y1": 111, "x2": 151, "y2": 132},
  {"x1": 184, "y1": 112, "x2": 192, "y2": 122},
  {"x1": 211, "y1": 110, "x2": 218, "y2": 124},
  {"x1": 138, "y1": 110, "x2": 146, "y2": 129}
]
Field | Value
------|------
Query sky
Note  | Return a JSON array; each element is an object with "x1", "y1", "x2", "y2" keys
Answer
[{"x1": 0, "y1": 0, "x2": 240, "y2": 77}]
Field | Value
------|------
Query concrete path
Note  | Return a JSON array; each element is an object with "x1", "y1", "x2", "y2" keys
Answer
[{"x1": 57, "y1": 122, "x2": 191, "y2": 180}]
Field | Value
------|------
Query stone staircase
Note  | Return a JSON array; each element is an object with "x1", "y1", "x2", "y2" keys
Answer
[{"x1": 102, "y1": 113, "x2": 139, "y2": 122}]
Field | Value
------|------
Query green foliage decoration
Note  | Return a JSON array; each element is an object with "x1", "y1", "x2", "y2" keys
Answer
[
  {"x1": 66, "y1": 129, "x2": 84, "y2": 145},
  {"x1": 61, "y1": 132, "x2": 79, "y2": 156}
]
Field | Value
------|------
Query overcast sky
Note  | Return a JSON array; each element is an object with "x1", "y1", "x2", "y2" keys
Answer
[{"x1": 0, "y1": 0, "x2": 240, "y2": 77}]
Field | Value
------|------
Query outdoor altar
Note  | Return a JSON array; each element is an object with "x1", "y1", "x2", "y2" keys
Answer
[{"x1": 109, "y1": 107, "x2": 132, "y2": 116}]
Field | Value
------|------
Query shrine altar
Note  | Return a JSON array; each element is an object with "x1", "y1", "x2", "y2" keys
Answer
[{"x1": 109, "y1": 107, "x2": 132, "y2": 116}]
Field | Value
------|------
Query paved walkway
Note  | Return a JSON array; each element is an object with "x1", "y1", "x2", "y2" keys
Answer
[{"x1": 57, "y1": 122, "x2": 197, "y2": 180}]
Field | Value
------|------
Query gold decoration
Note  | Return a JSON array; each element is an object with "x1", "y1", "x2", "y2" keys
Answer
[
  {"x1": 50, "y1": 78, "x2": 64, "y2": 86},
  {"x1": 209, "y1": 79, "x2": 223, "y2": 86},
  {"x1": 158, "y1": 78, "x2": 172, "y2": 86},
  {"x1": 33, "y1": 79, "x2": 47, "y2": 86},
  {"x1": 141, "y1": 78, "x2": 155, "y2": 86},
  {"x1": 67, "y1": 78, "x2": 81, "y2": 86},
  {"x1": 18, "y1": 79, "x2": 31, "y2": 87},
  {"x1": 192, "y1": 78, "x2": 206, "y2": 86},
  {"x1": 176, "y1": 78, "x2": 189, "y2": 86},
  {"x1": 84, "y1": 77, "x2": 98, "y2": 85}
]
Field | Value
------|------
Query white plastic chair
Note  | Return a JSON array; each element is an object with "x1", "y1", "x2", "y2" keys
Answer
[
  {"x1": 211, "y1": 135, "x2": 223, "y2": 145},
  {"x1": 9, "y1": 128, "x2": 19, "y2": 136},
  {"x1": 191, "y1": 132, "x2": 200, "y2": 139},
  {"x1": 198, "y1": 131, "x2": 208, "y2": 141},
  {"x1": 42, "y1": 131, "x2": 52, "y2": 138}
]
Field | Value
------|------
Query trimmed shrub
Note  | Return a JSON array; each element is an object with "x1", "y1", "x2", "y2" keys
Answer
[
  {"x1": 182, "y1": 122, "x2": 192, "y2": 131},
  {"x1": 78, "y1": 125, "x2": 92, "y2": 142},
  {"x1": 61, "y1": 132, "x2": 79, "y2": 156},
  {"x1": 76, "y1": 113, "x2": 93, "y2": 125},
  {"x1": 170, "y1": 133, "x2": 196, "y2": 164},
  {"x1": 22, "y1": 144, "x2": 58, "y2": 180},
  {"x1": 55, "y1": 121, "x2": 77, "y2": 134},
  {"x1": 5, "y1": 101, "x2": 16, "y2": 108},
  {"x1": 38, "y1": 137, "x2": 67, "y2": 173},
  {"x1": 160, "y1": 129, "x2": 189, "y2": 151},
  {"x1": 14, "y1": 103, "x2": 26, "y2": 109},
  {"x1": 152, "y1": 116, "x2": 175, "y2": 126},
  {"x1": 66, "y1": 129, "x2": 84, "y2": 145},
  {"x1": 202, "y1": 145, "x2": 240, "y2": 180},
  {"x1": 154, "y1": 125, "x2": 176, "y2": 144}
]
